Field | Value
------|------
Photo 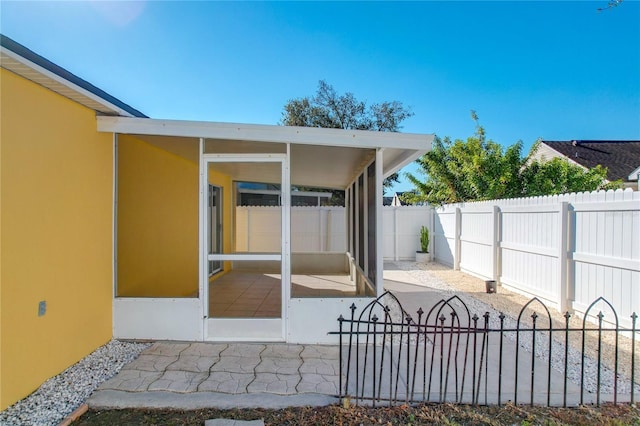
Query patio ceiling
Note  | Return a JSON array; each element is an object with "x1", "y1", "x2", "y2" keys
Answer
[{"x1": 98, "y1": 116, "x2": 433, "y2": 189}]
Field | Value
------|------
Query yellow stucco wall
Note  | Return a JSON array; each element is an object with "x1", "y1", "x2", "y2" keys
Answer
[
  {"x1": 0, "y1": 69, "x2": 113, "y2": 410},
  {"x1": 117, "y1": 135, "x2": 200, "y2": 297}
]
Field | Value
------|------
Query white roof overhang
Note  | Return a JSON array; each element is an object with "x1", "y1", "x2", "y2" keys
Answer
[
  {"x1": 0, "y1": 45, "x2": 140, "y2": 118},
  {"x1": 98, "y1": 116, "x2": 432, "y2": 189}
]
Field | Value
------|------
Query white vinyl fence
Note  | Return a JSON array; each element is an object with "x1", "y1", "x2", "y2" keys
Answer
[
  {"x1": 433, "y1": 189, "x2": 640, "y2": 327},
  {"x1": 236, "y1": 190, "x2": 639, "y2": 327},
  {"x1": 236, "y1": 205, "x2": 432, "y2": 259},
  {"x1": 236, "y1": 206, "x2": 347, "y2": 252},
  {"x1": 382, "y1": 206, "x2": 433, "y2": 261}
]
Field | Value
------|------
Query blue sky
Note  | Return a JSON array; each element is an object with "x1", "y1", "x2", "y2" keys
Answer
[{"x1": 2, "y1": 1, "x2": 639, "y2": 193}]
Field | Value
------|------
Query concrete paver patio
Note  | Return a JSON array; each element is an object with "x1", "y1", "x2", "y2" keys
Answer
[{"x1": 88, "y1": 342, "x2": 342, "y2": 409}]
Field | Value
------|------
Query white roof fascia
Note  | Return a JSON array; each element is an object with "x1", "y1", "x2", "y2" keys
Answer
[
  {"x1": 628, "y1": 165, "x2": 640, "y2": 181},
  {"x1": 382, "y1": 148, "x2": 429, "y2": 178},
  {"x1": 97, "y1": 116, "x2": 433, "y2": 151},
  {"x1": 0, "y1": 46, "x2": 136, "y2": 118}
]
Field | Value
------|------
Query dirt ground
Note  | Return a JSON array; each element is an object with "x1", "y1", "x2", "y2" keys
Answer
[{"x1": 76, "y1": 403, "x2": 640, "y2": 425}]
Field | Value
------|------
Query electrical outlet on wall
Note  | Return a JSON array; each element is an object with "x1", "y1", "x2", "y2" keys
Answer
[{"x1": 38, "y1": 300, "x2": 46, "y2": 316}]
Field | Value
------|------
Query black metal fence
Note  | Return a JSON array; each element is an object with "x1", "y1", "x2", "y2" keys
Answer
[{"x1": 331, "y1": 291, "x2": 639, "y2": 407}]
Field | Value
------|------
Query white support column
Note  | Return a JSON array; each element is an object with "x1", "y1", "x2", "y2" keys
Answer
[
  {"x1": 319, "y1": 208, "x2": 326, "y2": 252},
  {"x1": 393, "y1": 207, "x2": 399, "y2": 262},
  {"x1": 492, "y1": 205, "x2": 500, "y2": 283},
  {"x1": 246, "y1": 208, "x2": 251, "y2": 252},
  {"x1": 354, "y1": 178, "x2": 360, "y2": 269},
  {"x1": 454, "y1": 207, "x2": 461, "y2": 270},
  {"x1": 282, "y1": 144, "x2": 291, "y2": 338},
  {"x1": 558, "y1": 201, "x2": 570, "y2": 312},
  {"x1": 363, "y1": 166, "x2": 368, "y2": 278},
  {"x1": 375, "y1": 149, "x2": 384, "y2": 295},
  {"x1": 566, "y1": 203, "x2": 576, "y2": 312},
  {"x1": 429, "y1": 205, "x2": 435, "y2": 262},
  {"x1": 112, "y1": 133, "x2": 118, "y2": 300},
  {"x1": 325, "y1": 208, "x2": 331, "y2": 252},
  {"x1": 198, "y1": 138, "x2": 206, "y2": 338},
  {"x1": 346, "y1": 186, "x2": 351, "y2": 254}
]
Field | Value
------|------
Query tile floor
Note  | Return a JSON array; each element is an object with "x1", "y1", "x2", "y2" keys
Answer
[{"x1": 209, "y1": 272, "x2": 357, "y2": 318}]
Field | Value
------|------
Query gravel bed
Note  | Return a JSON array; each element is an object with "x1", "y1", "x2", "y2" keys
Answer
[
  {"x1": 0, "y1": 340, "x2": 150, "y2": 426},
  {"x1": 392, "y1": 261, "x2": 640, "y2": 397}
]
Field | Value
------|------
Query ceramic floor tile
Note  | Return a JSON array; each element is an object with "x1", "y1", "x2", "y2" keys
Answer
[
  {"x1": 224, "y1": 310, "x2": 256, "y2": 317},
  {"x1": 254, "y1": 311, "x2": 280, "y2": 317}
]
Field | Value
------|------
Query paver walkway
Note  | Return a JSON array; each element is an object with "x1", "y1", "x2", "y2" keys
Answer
[{"x1": 88, "y1": 342, "x2": 342, "y2": 409}]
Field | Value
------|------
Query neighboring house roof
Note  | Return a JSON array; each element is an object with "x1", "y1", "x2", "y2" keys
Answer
[
  {"x1": 537, "y1": 140, "x2": 640, "y2": 183},
  {"x1": 0, "y1": 34, "x2": 147, "y2": 118},
  {"x1": 383, "y1": 192, "x2": 408, "y2": 206}
]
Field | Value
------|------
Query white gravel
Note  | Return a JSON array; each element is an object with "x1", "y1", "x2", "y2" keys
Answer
[
  {"x1": 392, "y1": 261, "x2": 640, "y2": 397},
  {"x1": 0, "y1": 340, "x2": 150, "y2": 426}
]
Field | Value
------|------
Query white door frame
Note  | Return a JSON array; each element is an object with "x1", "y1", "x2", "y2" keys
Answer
[{"x1": 199, "y1": 142, "x2": 291, "y2": 341}]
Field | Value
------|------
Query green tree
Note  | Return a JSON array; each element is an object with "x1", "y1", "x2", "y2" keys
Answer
[
  {"x1": 403, "y1": 112, "x2": 620, "y2": 206},
  {"x1": 281, "y1": 80, "x2": 414, "y2": 189},
  {"x1": 520, "y1": 156, "x2": 615, "y2": 197}
]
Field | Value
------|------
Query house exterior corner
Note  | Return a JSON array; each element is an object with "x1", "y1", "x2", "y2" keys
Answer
[{"x1": 0, "y1": 68, "x2": 113, "y2": 410}]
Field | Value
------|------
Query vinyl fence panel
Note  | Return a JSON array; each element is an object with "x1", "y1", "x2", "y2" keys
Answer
[
  {"x1": 458, "y1": 207, "x2": 495, "y2": 281},
  {"x1": 433, "y1": 206, "x2": 457, "y2": 267},
  {"x1": 236, "y1": 206, "x2": 346, "y2": 253},
  {"x1": 571, "y1": 191, "x2": 640, "y2": 327},
  {"x1": 432, "y1": 189, "x2": 640, "y2": 327}
]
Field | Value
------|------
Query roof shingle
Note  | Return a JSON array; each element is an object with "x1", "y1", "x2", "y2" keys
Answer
[{"x1": 541, "y1": 140, "x2": 640, "y2": 182}]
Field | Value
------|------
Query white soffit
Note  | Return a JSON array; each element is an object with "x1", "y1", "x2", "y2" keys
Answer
[
  {"x1": 101, "y1": 117, "x2": 432, "y2": 189},
  {"x1": 0, "y1": 47, "x2": 137, "y2": 117}
]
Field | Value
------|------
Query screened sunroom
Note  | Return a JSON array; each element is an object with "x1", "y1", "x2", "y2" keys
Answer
[{"x1": 99, "y1": 116, "x2": 431, "y2": 343}]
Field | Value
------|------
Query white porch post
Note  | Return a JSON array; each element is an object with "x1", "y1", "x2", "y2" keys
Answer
[
  {"x1": 282, "y1": 144, "x2": 291, "y2": 339},
  {"x1": 363, "y1": 165, "x2": 368, "y2": 278},
  {"x1": 198, "y1": 137, "x2": 206, "y2": 340},
  {"x1": 376, "y1": 149, "x2": 384, "y2": 295},
  {"x1": 112, "y1": 133, "x2": 118, "y2": 301}
]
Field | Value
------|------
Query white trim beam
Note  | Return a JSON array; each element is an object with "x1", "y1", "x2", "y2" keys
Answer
[{"x1": 97, "y1": 116, "x2": 433, "y2": 151}]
